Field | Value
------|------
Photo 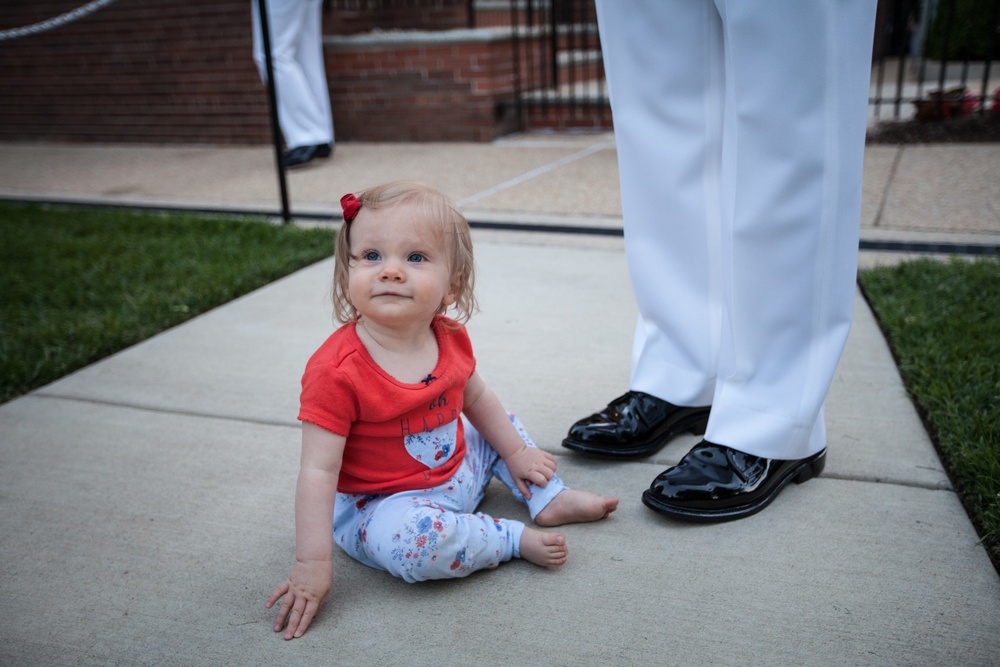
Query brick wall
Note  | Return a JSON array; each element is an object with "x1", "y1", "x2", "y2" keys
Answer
[
  {"x1": 327, "y1": 0, "x2": 471, "y2": 34},
  {"x1": 326, "y1": 30, "x2": 520, "y2": 142},
  {"x1": 0, "y1": 0, "x2": 521, "y2": 144},
  {"x1": 0, "y1": 0, "x2": 272, "y2": 144}
]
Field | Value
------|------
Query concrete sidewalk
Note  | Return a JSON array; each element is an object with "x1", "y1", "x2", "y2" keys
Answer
[{"x1": 1, "y1": 136, "x2": 998, "y2": 666}]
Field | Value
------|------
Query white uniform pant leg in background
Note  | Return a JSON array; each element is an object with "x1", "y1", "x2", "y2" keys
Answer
[
  {"x1": 332, "y1": 416, "x2": 565, "y2": 583},
  {"x1": 251, "y1": 0, "x2": 334, "y2": 149},
  {"x1": 595, "y1": 0, "x2": 876, "y2": 460}
]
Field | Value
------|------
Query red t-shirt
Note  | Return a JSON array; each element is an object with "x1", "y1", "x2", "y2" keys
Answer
[{"x1": 298, "y1": 316, "x2": 476, "y2": 495}]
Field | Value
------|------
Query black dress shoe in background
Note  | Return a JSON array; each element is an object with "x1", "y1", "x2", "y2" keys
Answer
[
  {"x1": 641, "y1": 441, "x2": 826, "y2": 523},
  {"x1": 283, "y1": 143, "x2": 333, "y2": 168},
  {"x1": 562, "y1": 391, "x2": 711, "y2": 458}
]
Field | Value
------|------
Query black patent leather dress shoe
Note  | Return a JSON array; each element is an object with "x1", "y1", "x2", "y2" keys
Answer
[
  {"x1": 642, "y1": 441, "x2": 826, "y2": 523},
  {"x1": 562, "y1": 391, "x2": 711, "y2": 458},
  {"x1": 283, "y1": 143, "x2": 333, "y2": 168}
]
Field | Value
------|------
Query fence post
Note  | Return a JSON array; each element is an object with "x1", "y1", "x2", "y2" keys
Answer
[{"x1": 255, "y1": 0, "x2": 292, "y2": 224}]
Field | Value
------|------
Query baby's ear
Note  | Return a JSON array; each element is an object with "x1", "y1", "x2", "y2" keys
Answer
[{"x1": 441, "y1": 280, "x2": 459, "y2": 308}]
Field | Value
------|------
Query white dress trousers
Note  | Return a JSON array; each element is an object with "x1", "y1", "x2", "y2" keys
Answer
[
  {"x1": 595, "y1": 0, "x2": 877, "y2": 460},
  {"x1": 251, "y1": 0, "x2": 334, "y2": 150}
]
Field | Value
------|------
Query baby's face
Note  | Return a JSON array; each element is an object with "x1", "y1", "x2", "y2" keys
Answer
[{"x1": 346, "y1": 202, "x2": 456, "y2": 329}]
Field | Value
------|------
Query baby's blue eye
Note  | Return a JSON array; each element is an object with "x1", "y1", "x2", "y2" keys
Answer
[
  {"x1": 364, "y1": 251, "x2": 380, "y2": 261},
  {"x1": 408, "y1": 253, "x2": 425, "y2": 263}
]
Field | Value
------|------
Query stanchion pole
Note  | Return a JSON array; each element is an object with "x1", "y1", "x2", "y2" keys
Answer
[{"x1": 256, "y1": 0, "x2": 291, "y2": 224}]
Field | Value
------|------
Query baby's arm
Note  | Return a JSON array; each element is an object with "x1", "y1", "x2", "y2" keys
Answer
[
  {"x1": 266, "y1": 421, "x2": 345, "y2": 640},
  {"x1": 463, "y1": 371, "x2": 556, "y2": 498}
]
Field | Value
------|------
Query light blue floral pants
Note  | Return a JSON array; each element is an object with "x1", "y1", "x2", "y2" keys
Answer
[{"x1": 332, "y1": 415, "x2": 566, "y2": 583}]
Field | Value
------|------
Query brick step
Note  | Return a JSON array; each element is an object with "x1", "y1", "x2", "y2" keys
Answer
[
  {"x1": 471, "y1": 1, "x2": 523, "y2": 28},
  {"x1": 517, "y1": 99, "x2": 613, "y2": 131},
  {"x1": 522, "y1": 109, "x2": 613, "y2": 132}
]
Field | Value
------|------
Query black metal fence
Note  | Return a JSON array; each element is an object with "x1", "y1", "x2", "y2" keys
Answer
[
  {"x1": 871, "y1": 0, "x2": 1000, "y2": 122},
  {"x1": 507, "y1": 0, "x2": 608, "y2": 124},
  {"x1": 326, "y1": 0, "x2": 998, "y2": 125},
  {"x1": 516, "y1": 0, "x2": 999, "y2": 125}
]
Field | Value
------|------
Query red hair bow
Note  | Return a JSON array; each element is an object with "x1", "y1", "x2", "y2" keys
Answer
[{"x1": 340, "y1": 193, "x2": 361, "y2": 222}]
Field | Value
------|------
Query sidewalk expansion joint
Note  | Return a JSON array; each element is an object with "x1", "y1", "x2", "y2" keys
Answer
[
  {"x1": 30, "y1": 392, "x2": 300, "y2": 430},
  {"x1": 456, "y1": 142, "x2": 611, "y2": 208},
  {"x1": 820, "y1": 470, "x2": 953, "y2": 492},
  {"x1": 871, "y1": 145, "x2": 904, "y2": 229}
]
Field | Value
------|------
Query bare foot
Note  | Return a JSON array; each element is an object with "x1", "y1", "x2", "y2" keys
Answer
[
  {"x1": 519, "y1": 528, "x2": 568, "y2": 567},
  {"x1": 535, "y1": 489, "x2": 619, "y2": 527}
]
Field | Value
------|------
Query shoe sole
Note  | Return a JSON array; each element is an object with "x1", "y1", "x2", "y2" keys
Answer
[
  {"x1": 641, "y1": 449, "x2": 827, "y2": 523},
  {"x1": 561, "y1": 410, "x2": 709, "y2": 458}
]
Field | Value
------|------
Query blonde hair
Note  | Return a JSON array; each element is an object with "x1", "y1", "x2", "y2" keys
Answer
[{"x1": 332, "y1": 180, "x2": 478, "y2": 325}]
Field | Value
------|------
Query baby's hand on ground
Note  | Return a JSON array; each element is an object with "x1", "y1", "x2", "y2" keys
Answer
[
  {"x1": 266, "y1": 559, "x2": 332, "y2": 640},
  {"x1": 505, "y1": 446, "x2": 557, "y2": 498}
]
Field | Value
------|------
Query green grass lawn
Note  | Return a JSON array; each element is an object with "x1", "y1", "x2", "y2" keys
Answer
[
  {"x1": 0, "y1": 202, "x2": 334, "y2": 404},
  {"x1": 860, "y1": 257, "x2": 1000, "y2": 569}
]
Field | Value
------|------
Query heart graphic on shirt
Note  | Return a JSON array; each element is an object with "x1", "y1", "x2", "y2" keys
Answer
[{"x1": 404, "y1": 421, "x2": 457, "y2": 469}]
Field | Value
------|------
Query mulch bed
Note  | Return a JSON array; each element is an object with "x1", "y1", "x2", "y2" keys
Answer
[{"x1": 867, "y1": 113, "x2": 1000, "y2": 144}]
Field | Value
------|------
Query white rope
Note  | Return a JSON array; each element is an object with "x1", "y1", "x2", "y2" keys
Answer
[{"x1": 0, "y1": 0, "x2": 119, "y2": 41}]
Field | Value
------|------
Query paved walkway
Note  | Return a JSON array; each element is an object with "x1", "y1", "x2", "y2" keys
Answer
[{"x1": 0, "y1": 136, "x2": 998, "y2": 666}]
